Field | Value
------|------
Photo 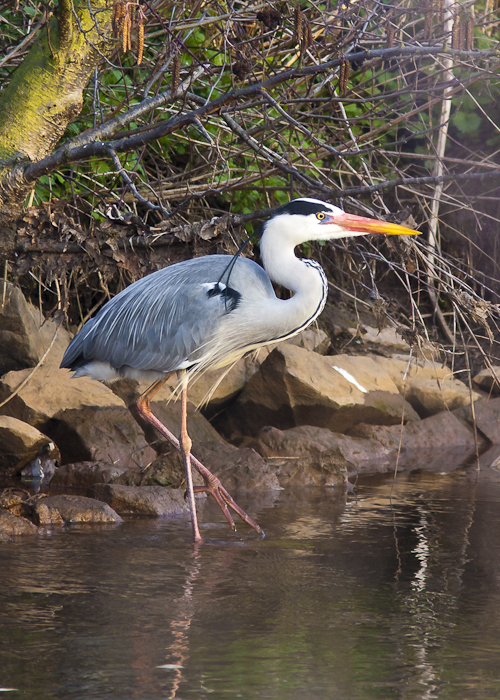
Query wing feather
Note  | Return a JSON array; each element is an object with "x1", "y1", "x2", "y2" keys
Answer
[{"x1": 61, "y1": 255, "x2": 276, "y2": 374}]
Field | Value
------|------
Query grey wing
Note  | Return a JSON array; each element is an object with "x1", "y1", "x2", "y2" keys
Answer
[{"x1": 61, "y1": 255, "x2": 275, "y2": 373}]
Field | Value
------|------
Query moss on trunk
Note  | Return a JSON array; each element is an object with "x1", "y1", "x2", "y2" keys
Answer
[{"x1": 0, "y1": 0, "x2": 113, "y2": 215}]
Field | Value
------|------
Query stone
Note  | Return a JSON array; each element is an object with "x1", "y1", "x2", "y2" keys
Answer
[
  {"x1": 472, "y1": 366, "x2": 500, "y2": 395},
  {"x1": 0, "y1": 415, "x2": 59, "y2": 476},
  {"x1": 371, "y1": 354, "x2": 454, "y2": 391},
  {"x1": 404, "y1": 379, "x2": 479, "y2": 417},
  {"x1": 0, "y1": 281, "x2": 44, "y2": 374},
  {"x1": 348, "y1": 410, "x2": 478, "y2": 451},
  {"x1": 122, "y1": 448, "x2": 202, "y2": 489},
  {"x1": 34, "y1": 495, "x2": 123, "y2": 524},
  {"x1": 0, "y1": 364, "x2": 126, "y2": 427},
  {"x1": 194, "y1": 441, "x2": 281, "y2": 492},
  {"x1": 0, "y1": 282, "x2": 73, "y2": 375},
  {"x1": 0, "y1": 366, "x2": 156, "y2": 468},
  {"x1": 250, "y1": 425, "x2": 394, "y2": 476},
  {"x1": 456, "y1": 397, "x2": 500, "y2": 444},
  {"x1": 51, "y1": 461, "x2": 130, "y2": 488},
  {"x1": 371, "y1": 355, "x2": 480, "y2": 417},
  {"x1": 38, "y1": 318, "x2": 74, "y2": 369},
  {"x1": 222, "y1": 345, "x2": 419, "y2": 438},
  {"x1": 0, "y1": 490, "x2": 25, "y2": 512},
  {"x1": 92, "y1": 484, "x2": 196, "y2": 516},
  {"x1": 136, "y1": 399, "x2": 226, "y2": 453},
  {"x1": 284, "y1": 327, "x2": 330, "y2": 354},
  {"x1": 347, "y1": 324, "x2": 410, "y2": 351},
  {"x1": 328, "y1": 353, "x2": 403, "y2": 394},
  {"x1": 0, "y1": 511, "x2": 38, "y2": 539},
  {"x1": 269, "y1": 447, "x2": 349, "y2": 488}
]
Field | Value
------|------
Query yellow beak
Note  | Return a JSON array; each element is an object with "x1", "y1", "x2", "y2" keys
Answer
[{"x1": 331, "y1": 212, "x2": 420, "y2": 236}]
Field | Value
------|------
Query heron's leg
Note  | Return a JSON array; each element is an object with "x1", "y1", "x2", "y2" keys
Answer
[
  {"x1": 136, "y1": 378, "x2": 264, "y2": 537},
  {"x1": 178, "y1": 371, "x2": 202, "y2": 543}
]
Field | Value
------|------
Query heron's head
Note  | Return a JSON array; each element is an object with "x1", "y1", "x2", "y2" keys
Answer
[{"x1": 264, "y1": 198, "x2": 419, "y2": 246}]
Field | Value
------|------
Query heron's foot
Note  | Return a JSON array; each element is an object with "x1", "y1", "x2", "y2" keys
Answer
[{"x1": 193, "y1": 472, "x2": 264, "y2": 537}]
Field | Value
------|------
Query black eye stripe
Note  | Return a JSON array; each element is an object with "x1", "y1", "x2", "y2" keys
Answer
[{"x1": 274, "y1": 200, "x2": 331, "y2": 217}]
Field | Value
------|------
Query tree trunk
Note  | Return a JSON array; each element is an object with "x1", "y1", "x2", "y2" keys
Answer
[{"x1": 0, "y1": 0, "x2": 113, "y2": 221}]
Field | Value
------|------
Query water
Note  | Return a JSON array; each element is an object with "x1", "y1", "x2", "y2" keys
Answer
[{"x1": 2, "y1": 462, "x2": 500, "y2": 699}]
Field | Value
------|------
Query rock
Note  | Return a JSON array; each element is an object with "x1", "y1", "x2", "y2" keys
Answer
[
  {"x1": 251, "y1": 415, "x2": 479, "y2": 478},
  {"x1": 0, "y1": 416, "x2": 59, "y2": 476},
  {"x1": 136, "y1": 400, "x2": 226, "y2": 452},
  {"x1": 477, "y1": 443, "x2": 500, "y2": 470},
  {"x1": 194, "y1": 441, "x2": 281, "y2": 492},
  {"x1": 0, "y1": 366, "x2": 156, "y2": 468},
  {"x1": 0, "y1": 511, "x2": 38, "y2": 539},
  {"x1": 92, "y1": 484, "x2": 196, "y2": 516},
  {"x1": 37, "y1": 318, "x2": 74, "y2": 369},
  {"x1": 347, "y1": 324, "x2": 410, "y2": 351},
  {"x1": 328, "y1": 353, "x2": 403, "y2": 394},
  {"x1": 284, "y1": 327, "x2": 330, "y2": 354},
  {"x1": 222, "y1": 345, "x2": 419, "y2": 438},
  {"x1": 250, "y1": 425, "x2": 394, "y2": 476},
  {"x1": 0, "y1": 282, "x2": 44, "y2": 374},
  {"x1": 123, "y1": 448, "x2": 202, "y2": 489},
  {"x1": 269, "y1": 447, "x2": 349, "y2": 488},
  {"x1": 51, "y1": 461, "x2": 130, "y2": 488},
  {"x1": 348, "y1": 410, "x2": 478, "y2": 451},
  {"x1": 0, "y1": 282, "x2": 72, "y2": 375},
  {"x1": 472, "y1": 366, "x2": 500, "y2": 395},
  {"x1": 20, "y1": 442, "x2": 59, "y2": 486},
  {"x1": 404, "y1": 379, "x2": 479, "y2": 417},
  {"x1": 34, "y1": 495, "x2": 122, "y2": 524},
  {"x1": 0, "y1": 490, "x2": 25, "y2": 512},
  {"x1": 372, "y1": 354, "x2": 454, "y2": 390},
  {"x1": 0, "y1": 364, "x2": 126, "y2": 427},
  {"x1": 371, "y1": 355, "x2": 480, "y2": 417},
  {"x1": 456, "y1": 397, "x2": 500, "y2": 444},
  {"x1": 47, "y1": 404, "x2": 156, "y2": 468}
]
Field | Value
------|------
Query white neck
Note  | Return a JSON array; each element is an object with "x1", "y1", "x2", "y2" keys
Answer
[{"x1": 257, "y1": 219, "x2": 328, "y2": 340}]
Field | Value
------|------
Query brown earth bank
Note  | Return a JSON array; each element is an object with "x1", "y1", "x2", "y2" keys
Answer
[{"x1": 0, "y1": 281, "x2": 496, "y2": 540}]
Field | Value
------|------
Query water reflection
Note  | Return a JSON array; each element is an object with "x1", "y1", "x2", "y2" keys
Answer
[{"x1": 2, "y1": 461, "x2": 500, "y2": 699}]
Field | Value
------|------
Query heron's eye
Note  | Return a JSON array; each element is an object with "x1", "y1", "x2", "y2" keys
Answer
[{"x1": 316, "y1": 212, "x2": 326, "y2": 221}]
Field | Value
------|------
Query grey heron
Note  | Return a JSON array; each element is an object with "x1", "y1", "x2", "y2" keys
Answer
[{"x1": 61, "y1": 198, "x2": 418, "y2": 542}]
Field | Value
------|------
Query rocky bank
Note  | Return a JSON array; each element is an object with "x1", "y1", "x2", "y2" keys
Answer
[{"x1": 0, "y1": 280, "x2": 498, "y2": 539}]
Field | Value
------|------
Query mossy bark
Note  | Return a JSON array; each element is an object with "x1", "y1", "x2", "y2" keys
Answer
[{"x1": 0, "y1": 0, "x2": 113, "y2": 219}]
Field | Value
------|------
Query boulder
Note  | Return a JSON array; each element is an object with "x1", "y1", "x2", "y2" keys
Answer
[
  {"x1": 283, "y1": 327, "x2": 330, "y2": 354},
  {"x1": 0, "y1": 416, "x2": 59, "y2": 476},
  {"x1": 472, "y1": 366, "x2": 500, "y2": 395},
  {"x1": 134, "y1": 399, "x2": 226, "y2": 453},
  {"x1": 0, "y1": 490, "x2": 25, "y2": 512},
  {"x1": 34, "y1": 495, "x2": 123, "y2": 524},
  {"x1": 121, "y1": 448, "x2": 202, "y2": 489},
  {"x1": 51, "y1": 461, "x2": 130, "y2": 488},
  {"x1": 348, "y1": 410, "x2": 478, "y2": 451},
  {"x1": 92, "y1": 484, "x2": 197, "y2": 516},
  {"x1": 38, "y1": 319, "x2": 74, "y2": 369},
  {"x1": 0, "y1": 366, "x2": 156, "y2": 468},
  {"x1": 0, "y1": 511, "x2": 38, "y2": 539},
  {"x1": 456, "y1": 397, "x2": 500, "y2": 444},
  {"x1": 222, "y1": 345, "x2": 419, "y2": 438},
  {"x1": 347, "y1": 324, "x2": 410, "y2": 352},
  {"x1": 194, "y1": 441, "x2": 281, "y2": 492},
  {"x1": 268, "y1": 447, "x2": 349, "y2": 488},
  {"x1": 371, "y1": 354, "x2": 480, "y2": 416},
  {"x1": 0, "y1": 282, "x2": 73, "y2": 374},
  {"x1": 250, "y1": 425, "x2": 394, "y2": 476},
  {"x1": 0, "y1": 282, "x2": 44, "y2": 374}
]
